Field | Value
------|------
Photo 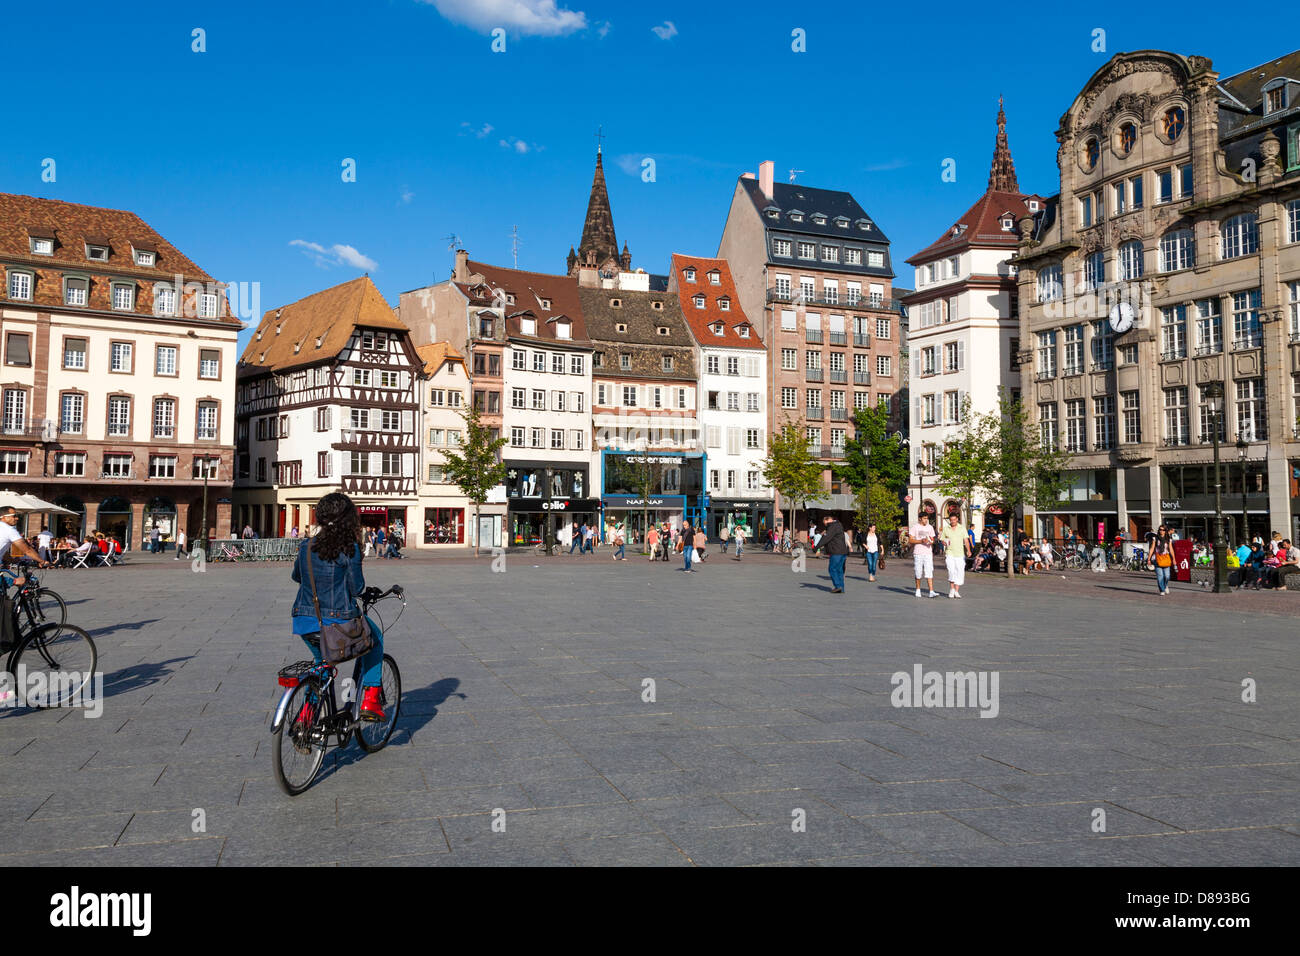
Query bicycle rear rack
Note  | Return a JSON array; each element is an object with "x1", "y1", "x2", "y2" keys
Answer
[{"x1": 277, "y1": 660, "x2": 319, "y2": 687}]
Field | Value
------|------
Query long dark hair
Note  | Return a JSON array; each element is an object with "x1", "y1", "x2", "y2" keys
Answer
[{"x1": 311, "y1": 492, "x2": 361, "y2": 562}]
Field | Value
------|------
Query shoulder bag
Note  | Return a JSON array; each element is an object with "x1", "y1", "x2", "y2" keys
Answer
[{"x1": 305, "y1": 544, "x2": 373, "y2": 664}]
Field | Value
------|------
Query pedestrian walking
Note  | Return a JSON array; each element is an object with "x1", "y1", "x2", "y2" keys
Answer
[
  {"x1": 821, "y1": 515, "x2": 848, "y2": 593},
  {"x1": 583, "y1": 522, "x2": 596, "y2": 554},
  {"x1": 1151, "y1": 525, "x2": 1174, "y2": 596},
  {"x1": 861, "y1": 523, "x2": 880, "y2": 580},
  {"x1": 149, "y1": 524, "x2": 161, "y2": 554},
  {"x1": 733, "y1": 523, "x2": 746, "y2": 560},
  {"x1": 646, "y1": 525, "x2": 660, "y2": 562},
  {"x1": 569, "y1": 521, "x2": 584, "y2": 555},
  {"x1": 174, "y1": 528, "x2": 187, "y2": 560},
  {"x1": 692, "y1": 527, "x2": 707, "y2": 564},
  {"x1": 910, "y1": 512, "x2": 938, "y2": 598},
  {"x1": 612, "y1": 523, "x2": 626, "y2": 560},
  {"x1": 681, "y1": 520, "x2": 696, "y2": 572},
  {"x1": 940, "y1": 513, "x2": 970, "y2": 598}
]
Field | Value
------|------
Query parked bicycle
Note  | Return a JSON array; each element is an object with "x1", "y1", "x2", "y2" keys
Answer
[
  {"x1": 271, "y1": 585, "x2": 404, "y2": 795},
  {"x1": 533, "y1": 540, "x2": 561, "y2": 556}
]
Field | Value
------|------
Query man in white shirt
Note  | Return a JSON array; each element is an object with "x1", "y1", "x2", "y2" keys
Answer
[
  {"x1": 36, "y1": 526, "x2": 53, "y2": 564},
  {"x1": 733, "y1": 524, "x2": 746, "y2": 560},
  {"x1": 910, "y1": 513, "x2": 938, "y2": 598},
  {"x1": 0, "y1": 507, "x2": 42, "y2": 569}
]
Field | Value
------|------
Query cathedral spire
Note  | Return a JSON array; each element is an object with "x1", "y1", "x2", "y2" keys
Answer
[
  {"x1": 572, "y1": 146, "x2": 623, "y2": 275},
  {"x1": 987, "y1": 96, "x2": 1020, "y2": 194}
]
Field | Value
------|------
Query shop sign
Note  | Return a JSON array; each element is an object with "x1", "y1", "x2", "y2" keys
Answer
[
  {"x1": 625, "y1": 456, "x2": 684, "y2": 465},
  {"x1": 358, "y1": 506, "x2": 388, "y2": 515},
  {"x1": 542, "y1": 500, "x2": 569, "y2": 511},
  {"x1": 1160, "y1": 500, "x2": 1181, "y2": 510}
]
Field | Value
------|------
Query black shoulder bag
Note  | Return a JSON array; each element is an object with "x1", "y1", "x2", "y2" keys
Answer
[{"x1": 305, "y1": 544, "x2": 373, "y2": 664}]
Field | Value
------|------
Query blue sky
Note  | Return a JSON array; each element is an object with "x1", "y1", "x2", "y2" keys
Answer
[{"x1": 0, "y1": 0, "x2": 1271, "y2": 354}]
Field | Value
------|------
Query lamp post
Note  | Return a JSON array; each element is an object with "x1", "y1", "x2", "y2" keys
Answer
[
  {"x1": 200, "y1": 457, "x2": 212, "y2": 553},
  {"x1": 1236, "y1": 436, "x2": 1249, "y2": 547},
  {"x1": 1207, "y1": 383, "x2": 1228, "y2": 592}
]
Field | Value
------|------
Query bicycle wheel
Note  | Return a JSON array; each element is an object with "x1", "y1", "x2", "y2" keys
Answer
[
  {"x1": 10, "y1": 623, "x2": 97, "y2": 708},
  {"x1": 355, "y1": 655, "x2": 401, "y2": 753},
  {"x1": 19, "y1": 588, "x2": 67, "y2": 631},
  {"x1": 273, "y1": 681, "x2": 327, "y2": 795}
]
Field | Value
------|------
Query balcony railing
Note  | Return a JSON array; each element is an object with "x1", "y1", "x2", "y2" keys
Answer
[
  {"x1": 767, "y1": 288, "x2": 890, "y2": 311},
  {"x1": 828, "y1": 331, "x2": 847, "y2": 346},
  {"x1": 830, "y1": 408, "x2": 848, "y2": 421},
  {"x1": 868, "y1": 295, "x2": 885, "y2": 308},
  {"x1": 806, "y1": 406, "x2": 824, "y2": 420},
  {"x1": 1035, "y1": 370, "x2": 1057, "y2": 382},
  {"x1": 1160, "y1": 348, "x2": 1187, "y2": 361},
  {"x1": 829, "y1": 369, "x2": 847, "y2": 383},
  {"x1": 1233, "y1": 335, "x2": 1262, "y2": 351},
  {"x1": 1194, "y1": 343, "x2": 1223, "y2": 356},
  {"x1": 818, "y1": 444, "x2": 847, "y2": 459},
  {"x1": 854, "y1": 371, "x2": 872, "y2": 385},
  {"x1": 0, "y1": 418, "x2": 57, "y2": 440},
  {"x1": 1061, "y1": 364, "x2": 1084, "y2": 377},
  {"x1": 806, "y1": 330, "x2": 823, "y2": 345},
  {"x1": 1090, "y1": 360, "x2": 1114, "y2": 372},
  {"x1": 853, "y1": 333, "x2": 871, "y2": 347},
  {"x1": 1163, "y1": 435, "x2": 1190, "y2": 447},
  {"x1": 805, "y1": 368, "x2": 823, "y2": 382}
]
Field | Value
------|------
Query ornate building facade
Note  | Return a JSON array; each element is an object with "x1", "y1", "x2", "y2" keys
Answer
[
  {"x1": 1015, "y1": 49, "x2": 1300, "y2": 545},
  {"x1": 235, "y1": 276, "x2": 420, "y2": 542}
]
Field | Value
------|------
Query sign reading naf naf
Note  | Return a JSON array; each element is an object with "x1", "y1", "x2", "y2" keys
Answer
[{"x1": 603, "y1": 494, "x2": 686, "y2": 509}]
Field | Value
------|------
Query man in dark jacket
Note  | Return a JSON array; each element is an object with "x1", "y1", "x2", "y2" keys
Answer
[{"x1": 821, "y1": 515, "x2": 849, "y2": 593}]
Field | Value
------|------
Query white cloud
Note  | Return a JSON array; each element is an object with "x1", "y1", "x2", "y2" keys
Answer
[
  {"x1": 864, "y1": 159, "x2": 907, "y2": 172},
  {"x1": 651, "y1": 20, "x2": 677, "y2": 40},
  {"x1": 596, "y1": 20, "x2": 611, "y2": 38},
  {"x1": 290, "y1": 240, "x2": 378, "y2": 272},
  {"x1": 459, "y1": 121, "x2": 494, "y2": 138},
  {"x1": 499, "y1": 136, "x2": 540, "y2": 154},
  {"x1": 399, "y1": 186, "x2": 415, "y2": 204},
  {"x1": 420, "y1": 0, "x2": 586, "y2": 37}
]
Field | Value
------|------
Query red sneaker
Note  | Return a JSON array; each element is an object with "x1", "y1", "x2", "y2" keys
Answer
[{"x1": 360, "y1": 686, "x2": 386, "y2": 722}]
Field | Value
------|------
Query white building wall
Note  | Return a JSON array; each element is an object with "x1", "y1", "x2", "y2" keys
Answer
[
  {"x1": 501, "y1": 343, "x2": 592, "y2": 467},
  {"x1": 699, "y1": 346, "x2": 768, "y2": 497}
]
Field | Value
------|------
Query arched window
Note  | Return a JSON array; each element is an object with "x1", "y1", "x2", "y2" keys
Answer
[
  {"x1": 1084, "y1": 138, "x2": 1099, "y2": 170},
  {"x1": 1118, "y1": 123, "x2": 1136, "y2": 155},
  {"x1": 1159, "y1": 229, "x2": 1195, "y2": 272},
  {"x1": 1118, "y1": 240, "x2": 1144, "y2": 280},
  {"x1": 1220, "y1": 213, "x2": 1259, "y2": 259}
]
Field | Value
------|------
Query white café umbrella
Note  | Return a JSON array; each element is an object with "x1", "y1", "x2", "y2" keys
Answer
[{"x1": 0, "y1": 490, "x2": 76, "y2": 514}]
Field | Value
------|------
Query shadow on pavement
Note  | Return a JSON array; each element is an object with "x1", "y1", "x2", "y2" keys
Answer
[
  {"x1": 86, "y1": 619, "x2": 164, "y2": 638},
  {"x1": 100, "y1": 656, "x2": 193, "y2": 698}
]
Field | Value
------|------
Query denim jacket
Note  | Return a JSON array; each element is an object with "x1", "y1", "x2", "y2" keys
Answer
[{"x1": 291, "y1": 539, "x2": 365, "y2": 620}]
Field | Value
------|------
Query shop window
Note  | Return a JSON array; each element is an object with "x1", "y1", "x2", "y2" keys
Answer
[{"x1": 424, "y1": 508, "x2": 464, "y2": 544}]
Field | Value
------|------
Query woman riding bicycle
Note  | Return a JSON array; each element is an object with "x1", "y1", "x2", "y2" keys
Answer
[{"x1": 290, "y1": 493, "x2": 386, "y2": 721}]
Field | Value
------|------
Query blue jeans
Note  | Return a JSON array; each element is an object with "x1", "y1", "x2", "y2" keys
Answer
[
  {"x1": 1155, "y1": 565, "x2": 1171, "y2": 593},
  {"x1": 683, "y1": 545, "x2": 694, "y2": 571},
  {"x1": 569, "y1": 537, "x2": 581, "y2": 554},
  {"x1": 615, "y1": 542, "x2": 625, "y2": 559},
  {"x1": 828, "y1": 553, "x2": 846, "y2": 590},
  {"x1": 300, "y1": 615, "x2": 385, "y2": 688},
  {"x1": 736, "y1": 541, "x2": 743, "y2": 557},
  {"x1": 865, "y1": 551, "x2": 879, "y2": 575}
]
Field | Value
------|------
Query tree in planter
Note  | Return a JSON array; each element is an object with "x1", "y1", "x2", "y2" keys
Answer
[
  {"x1": 438, "y1": 405, "x2": 508, "y2": 557},
  {"x1": 952, "y1": 389, "x2": 1072, "y2": 579},
  {"x1": 933, "y1": 395, "x2": 992, "y2": 529},
  {"x1": 761, "y1": 419, "x2": 826, "y2": 546}
]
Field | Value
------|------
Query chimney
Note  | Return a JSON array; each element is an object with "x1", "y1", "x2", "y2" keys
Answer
[
  {"x1": 453, "y1": 248, "x2": 470, "y2": 282},
  {"x1": 741, "y1": 172, "x2": 756, "y2": 180},
  {"x1": 758, "y1": 160, "x2": 774, "y2": 200}
]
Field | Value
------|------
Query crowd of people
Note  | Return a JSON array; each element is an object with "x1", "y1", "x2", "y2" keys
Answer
[{"x1": 11, "y1": 523, "x2": 124, "y2": 569}]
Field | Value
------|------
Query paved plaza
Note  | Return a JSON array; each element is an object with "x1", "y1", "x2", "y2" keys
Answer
[{"x1": 1, "y1": 548, "x2": 1297, "y2": 866}]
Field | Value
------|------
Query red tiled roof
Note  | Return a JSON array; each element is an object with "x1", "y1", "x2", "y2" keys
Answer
[
  {"x1": 670, "y1": 254, "x2": 764, "y2": 350},
  {"x1": 905, "y1": 190, "x2": 1046, "y2": 265},
  {"x1": 465, "y1": 260, "x2": 590, "y2": 343},
  {"x1": 415, "y1": 341, "x2": 465, "y2": 375}
]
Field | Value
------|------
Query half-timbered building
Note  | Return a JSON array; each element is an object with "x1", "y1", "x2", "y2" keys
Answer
[{"x1": 235, "y1": 276, "x2": 421, "y2": 543}]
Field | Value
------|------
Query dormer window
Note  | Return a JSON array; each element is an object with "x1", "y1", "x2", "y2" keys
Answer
[
  {"x1": 506, "y1": 293, "x2": 516, "y2": 305},
  {"x1": 651, "y1": 300, "x2": 663, "y2": 310},
  {"x1": 657, "y1": 326, "x2": 670, "y2": 336},
  {"x1": 738, "y1": 326, "x2": 750, "y2": 338},
  {"x1": 1002, "y1": 217, "x2": 1015, "y2": 231},
  {"x1": 540, "y1": 298, "x2": 551, "y2": 310},
  {"x1": 718, "y1": 298, "x2": 730, "y2": 311},
  {"x1": 134, "y1": 249, "x2": 156, "y2": 267},
  {"x1": 662, "y1": 356, "x2": 674, "y2": 371},
  {"x1": 315, "y1": 336, "x2": 323, "y2": 348},
  {"x1": 812, "y1": 214, "x2": 826, "y2": 225},
  {"x1": 684, "y1": 267, "x2": 696, "y2": 282},
  {"x1": 86, "y1": 244, "x2": 109, "y2": 261},
  {"x1": 693, "y1": 295, "x2": 705, "y2": 308},
  {"x1": 1264, "y1": 82, "x2": 1288, "y2": 114},
  {"x1": 520, "y1": 317, "x2": 536, "y2": 335},
  {"x1": 707, "y1": 271, "x2": 720, "y2": 285},
  {"x1": 1028, "y1": 200, "x2": 1039, "y2": 212},
  {"x1": 616, "y1": 323, "x2": 628, "y2": 333},
  {"x1": 620, "y1": 354, "x2": 631, "y2": 370},
  {"x1": 766, "y1": 209, "x2": 779, "y2": 219},
  {"x1": 835, "y1": 217, "x2": 849, "y2": 228},
  {"x1": 555, "y1": 321, "x2": 571, "y2": 339},
  {"x1": 610, "y1": 298, "x2": 622, "y2": 308},
  {"x1": 594, "y1": 351, "x2": 604, "y2": 367},
  {"x1": 789, "y1": 213, "x2": 803, "y2": 223},
  {"x1": 30, "y1": 237, "x2": 53, "y2": 256},
  {"x1": 712, "y1": 323, "x2": 724, "y2": 336}
]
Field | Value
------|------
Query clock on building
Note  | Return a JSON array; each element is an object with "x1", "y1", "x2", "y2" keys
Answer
[{"x1": 1108, "y1": 301, "x2": 1135, "y2": 335}]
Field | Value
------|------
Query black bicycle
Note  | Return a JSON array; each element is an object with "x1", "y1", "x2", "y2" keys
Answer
[
  {"x1": 270, "y1": 585, "x2": 405, "y2": 796},
  {"x1": 3, "y1": 571, "x2": 95, "y2": 708}
]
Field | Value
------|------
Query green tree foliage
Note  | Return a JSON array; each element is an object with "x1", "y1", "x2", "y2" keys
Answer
[
  {"x1": 838, "y1": 404, "x2": 908, "y2": 496},
  {"x1": 933, "y1": 396, "x2": 992, "y2": 527},
  {"x1": 762, "y1": 420, "x2": 826, "y2": 540},
  {"x1": 438, "y1": 405, "x2": 508, "y2": 556},
  {"x1": 854, "y1": 478, "x2": 902, "y2": 541}
]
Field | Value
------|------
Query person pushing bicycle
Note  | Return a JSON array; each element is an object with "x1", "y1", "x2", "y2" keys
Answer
[{"x1": 290, "y1": 493, "x2": 387, "y2": 722}]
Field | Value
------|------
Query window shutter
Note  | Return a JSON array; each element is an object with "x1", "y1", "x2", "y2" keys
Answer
[
  {"x1": 370, "y1": 452, "x2": 381, "y2": 475},
  {"x1": 913, "y1": 351, "x2": 921, "y2": 377},
  {"x1": 958, "y1": 390, "x2": 967, "y2": 422},
  {"x1": 957, "y1": 340, "x2": 966, "y2": 371},
  {"x1": 913, "y1": 396, "x2": 921, "y2": 426},
  {"x1": 403, "y1": 454, "x2": 413, "y2": 478},
  {"x1": 402, "y1": 410, "x2": 413, "y2": 432}
]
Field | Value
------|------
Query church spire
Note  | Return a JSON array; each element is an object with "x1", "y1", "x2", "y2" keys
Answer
[
  {"x1": 572, "y1": 145, "x2": 623, "y2": 276},
  {"x1": 987, "y1": 96, "x2": 1020, "y2": 194}
]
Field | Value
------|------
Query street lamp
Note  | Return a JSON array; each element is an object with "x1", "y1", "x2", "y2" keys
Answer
[
  {"x1": 1236, "y1": 436, "x2": 1249, "y2": 547},
  {"x1": 1206, "y1": 382, "x2": 1228, "y2": 592}
]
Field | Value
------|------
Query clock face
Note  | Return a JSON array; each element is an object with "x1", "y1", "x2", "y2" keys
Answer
[{"x1": 1108, "y1": 301, "x2": 1135, "y2": 334}]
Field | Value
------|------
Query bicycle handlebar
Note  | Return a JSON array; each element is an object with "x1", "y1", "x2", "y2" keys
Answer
[{"x1": 360, "y1": 584, "x2": 405, "y2": 605}]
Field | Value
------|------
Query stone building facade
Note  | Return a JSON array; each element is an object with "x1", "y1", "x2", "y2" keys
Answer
[{"x1": 1015, "y1": 49, "x2": 1300, "y2": 546}]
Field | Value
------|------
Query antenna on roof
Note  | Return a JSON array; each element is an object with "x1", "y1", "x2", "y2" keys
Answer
[
  {"x1": 444, "y1": 234, "x2": 463, "y2": 278},
  {"x1": 788, "y1": 169, "x2": 804, "y2": 183},
  {"x1": 510, "y1": 225, "x2": 521, "y2": 268}
]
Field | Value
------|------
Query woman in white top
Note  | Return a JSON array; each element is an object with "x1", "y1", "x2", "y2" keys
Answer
[
  {"x1": 1039, "y1": 537, "x2": 1054, "y2": 570},
  {"x1": 861, "y1": 523, "x2": 880, "y2": 581}
]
